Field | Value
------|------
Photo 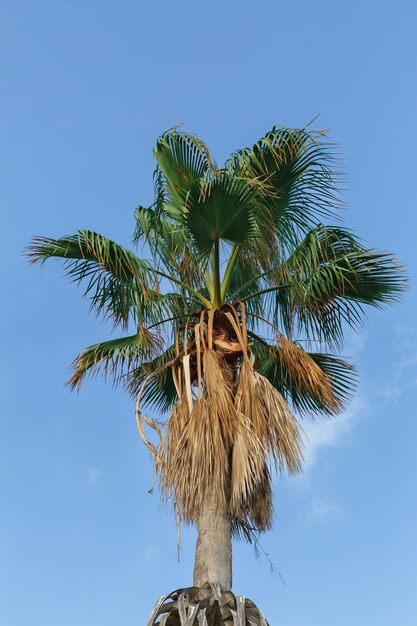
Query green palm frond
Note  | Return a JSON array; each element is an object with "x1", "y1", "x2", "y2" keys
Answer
[
  {"x1": 69, "y1": 327, "x2": 163, "y2": 389},
  {"x1": 184, "y1": 173, "x2": 258, "y2": 259},
  {"x1": 133, "y1": 205, "x2": 207, "y2": 292},
  {"x1": 27, "y1": 229, "x2": 145, "y2": 278},
  {"x1": 126, "y1": 344, "x2": 178, "y2": 412},
  {"x1": 154, "y1": 130, "x2": 213, "y2": 218},
  {"x1": 26, "y1": 230, "x2": 163, "y2": 328},
  {"x1": 153, "y1": 164, "x2": 169, "y2": 214},
  {"x1": 265, "y1": 225, "x2": 406, "y2": 347},
  {"x1": 26, "y1": 229, "x2": 211, "y2": 323},
  {"x1": 225, "y1": 253, "x2": 265, "y2": 318},
  {"x1": 228, "y1": 126, "x2": 342, "y2": 252}
]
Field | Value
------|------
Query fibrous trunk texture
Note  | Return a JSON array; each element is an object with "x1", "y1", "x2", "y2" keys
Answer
[
  {"x1": 147, "y1": 582, "x2": 269, "y2": 626},
  {"x1": 193, "y1": 478, "x2": 232, "y2": 590}
]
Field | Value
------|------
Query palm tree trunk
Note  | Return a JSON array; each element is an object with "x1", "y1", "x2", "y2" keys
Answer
[{"x1": 193, "y1": 474, "x2": 232, "y2": 590}]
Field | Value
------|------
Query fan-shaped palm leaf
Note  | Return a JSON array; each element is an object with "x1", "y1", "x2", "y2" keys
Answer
[
  {"x1": 184, "y1": 173, "x2": 259, "y2": 259},
  {"x1": 228, "y1": 126, "x2": 342, "y2": 252},
  {"x1": 154, "y1": 130, "x2": 213, "y2": 218}
]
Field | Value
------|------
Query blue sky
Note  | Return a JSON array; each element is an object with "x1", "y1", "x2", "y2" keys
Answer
[{"x1": 1, "y1": 1, "x2": 416, "y2": 624}]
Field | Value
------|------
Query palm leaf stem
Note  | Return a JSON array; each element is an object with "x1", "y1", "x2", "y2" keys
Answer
[
  {"x1": 212, "y1": 238, "x2": 222, "y2": 309},
  {"x1": 204, "y1": 264, "x2": 214, "y2": 301},
  {"x1": 229, "y1": 272, "x2": 267, "y2": 300},
  {"x1": 245, "y1": 311, "x2": 280, "y2": 334},
  {"x1": 152, "y1": 268, "x2": 211, "y2": 308},
  {"x1": 147, "y1": 313, "x2": 200, "y2": 331},
  {"x1": 196, "y1": 253, "x2": 213, "y2": 297},
  {"x1": 239, "y1": 284, "x2": 291, "y2": 304},
  {"x1": 220, "y1": 244, "x2": 241, "y2": 301}
]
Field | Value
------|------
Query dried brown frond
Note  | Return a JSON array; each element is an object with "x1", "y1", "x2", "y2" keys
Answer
[
  {"x1": 233, "y1": 463, "x2": 273, "y2": 535},
  {"x1": 231, "y1": 432, "x2": 273, "y2": 534},
  {"x1": 68, "y1": 351, "x2": 94, "y2": 390},
  {"x1": 164, "y1": 397, "x2": 191, "y2": 469},
  {"x1": 252, "y1": 370, "x2": 304, "y2": 474},
  {"x1": 135, "y1": 307, "x2": 303, "y2": 536},
  {"x1": 202, "y1": 349, "x2": 235, "y2": 430},
  {"x1": 236, "y1": 362, "x2": 303, "y2": 475},
  {"x1": 229, "y1": 361, "x2": 302, "y2": 530},
  {"x1": 245, "y1": 464, "x2": 273, "y2": 531},
  {"x1": 230, "y1": 415, "x2": 266, "y2": 517},
  {"x1": 163, "y1": 397, "x2": 229, "y2": 522},
  {"x1": 137, "y1": 325, "x2": 165, "y2": 358},
  {"x1": 162, "y1": 349, "x2": 237, "y2": 522},
  {"x1": 277, "y1": 334, "x2": 340, "y2": 411}
]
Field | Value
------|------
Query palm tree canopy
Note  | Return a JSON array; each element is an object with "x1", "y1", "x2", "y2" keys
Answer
[{"x1": 27, "y1": 125, "x2": 406, "y2": 538}]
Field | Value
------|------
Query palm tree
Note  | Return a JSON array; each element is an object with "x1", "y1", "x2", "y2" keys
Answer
[{"x1": 27, "y1": 126, "x2": 405, "y2": 623}]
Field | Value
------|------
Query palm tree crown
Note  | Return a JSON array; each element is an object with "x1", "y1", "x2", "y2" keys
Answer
[{"x1": 27, "y1": 125, "x2": 405, "y2": 544}]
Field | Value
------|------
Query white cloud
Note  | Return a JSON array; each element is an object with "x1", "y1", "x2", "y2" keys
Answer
[
  {"x1": 302, "y1": 498, "x2": 343, "y2": 526},
  {"x1": 297, "y1": 327, "x2": 416, "y2": 475},
  {"x1": 377, "y1": 351, "x2": 417, "y2": 401},
  {"x1": 300, "y1": 394, "x2": 366, "y2": 472},
  {"x1": 298, "y1": 330, "x2": 368, "y2": 474}
]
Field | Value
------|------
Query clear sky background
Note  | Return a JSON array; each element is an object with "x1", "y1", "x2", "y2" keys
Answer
[{"x1": 1, "y1": 2, "x2": 416, "y2": 625}]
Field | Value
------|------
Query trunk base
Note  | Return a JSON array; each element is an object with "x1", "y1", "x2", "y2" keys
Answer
[{"x1": 147, "y1": 583, "x2": 269, "y2": 626}]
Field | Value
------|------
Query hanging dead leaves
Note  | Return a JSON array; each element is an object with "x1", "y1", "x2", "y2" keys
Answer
[{"x1": 136, "y1": 303, "x2": 306, "y2": 536}]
